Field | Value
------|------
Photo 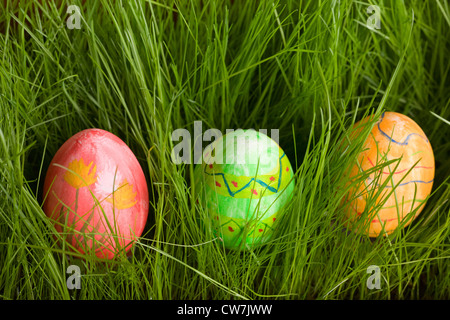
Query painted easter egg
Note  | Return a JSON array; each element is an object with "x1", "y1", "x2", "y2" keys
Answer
[
  {"x1": 43, "y1": 129, "x2": 149, "y2": 259},
  {"x1": 194, "y1": 129, "x2": 295, "y2": 250},
  {"x1": 342, "y1": 112, "x2": 435, "y2": 237}
]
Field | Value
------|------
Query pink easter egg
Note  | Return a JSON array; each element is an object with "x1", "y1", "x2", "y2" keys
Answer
[{"x1": 43, "y1": 129, "x2": 148, "y2": 259}]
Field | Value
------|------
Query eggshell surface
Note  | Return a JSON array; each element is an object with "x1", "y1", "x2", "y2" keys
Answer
[
  {"x1": 343, "y1": 112, "x2": 435, "y2": 237},
  {"x1": 194, "y1": 129, "x2": 295, "y2": 250},
  {"x1": 43, "y1": 129, "x2": 148, "y2": 259}
]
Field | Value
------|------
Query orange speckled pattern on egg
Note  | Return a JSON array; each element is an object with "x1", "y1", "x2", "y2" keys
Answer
[{"x1": 343, "y1": 112, "x2": 435, "y2": 237}]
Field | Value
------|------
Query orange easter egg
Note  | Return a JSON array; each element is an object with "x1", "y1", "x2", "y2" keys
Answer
[{"x1": 343, "y1": 112, "x2": 435, "y2": 237}]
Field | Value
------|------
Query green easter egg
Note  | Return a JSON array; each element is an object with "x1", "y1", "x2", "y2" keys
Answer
[{"x1": 193, "y1": 129, "x2": 295, "y2": 250}]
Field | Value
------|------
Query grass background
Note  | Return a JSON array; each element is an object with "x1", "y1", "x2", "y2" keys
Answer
[{"x1": 0, "y1": 0, "x2": 449, "y2": 300}]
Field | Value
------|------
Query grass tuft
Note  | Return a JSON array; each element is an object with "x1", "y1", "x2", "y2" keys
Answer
[{"x1": 0, "y1": 0, "x2": 449, "y2": 300}]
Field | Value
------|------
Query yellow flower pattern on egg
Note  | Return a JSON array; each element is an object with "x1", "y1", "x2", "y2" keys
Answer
[
  {"x1": 64, "y1": 158, "x2": 97, "y2": 189},
  {"x1": 106, "y1": 178, "x2": 138, "y2": 210}
]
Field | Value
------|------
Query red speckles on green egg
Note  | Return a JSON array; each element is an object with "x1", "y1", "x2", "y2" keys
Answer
[{"x1": 193, "y1": 129, "x2": 295, "y2": 250}]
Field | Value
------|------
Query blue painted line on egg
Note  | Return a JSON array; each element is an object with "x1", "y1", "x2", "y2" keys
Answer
[
  {"x1": 367, "y1": 177, "x2": 434, "y2": 188},
  {"x1": 378, "y1": 112, "x2": 429, "y2": 145},
  {"x1": 203, "y1": 153, "x2": 286, "y2": 197},
  {"x1": 277, "y1": 153, "x2": 284, "y2": 190},
  {"x1": 386, "y1": 179, "x2": 434, "y2": 188}
]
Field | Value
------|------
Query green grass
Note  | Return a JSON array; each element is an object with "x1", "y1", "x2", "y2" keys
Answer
[{"x1": 0, "y1": 0, "x2": 449, "y2": 300}]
